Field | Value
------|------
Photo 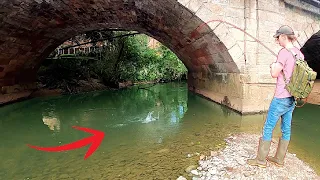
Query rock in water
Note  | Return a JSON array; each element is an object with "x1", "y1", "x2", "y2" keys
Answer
[
  {"x1": 185, "y1": 165, "x2": 197, "y2": 173},
  {"x1": 176, "y1": 176, "x2": 187, "y2": 180}
]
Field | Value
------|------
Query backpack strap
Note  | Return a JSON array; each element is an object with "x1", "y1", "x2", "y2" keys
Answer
[
  {"x1": 286, "y1": 48, "x2": 299, "y2": 60},
  {"x1": 281, "y1": 48, "x2": 299, "y2": 84},
  {"x1": 281, "y1": 71, "x2": 287, "y2": 84}
]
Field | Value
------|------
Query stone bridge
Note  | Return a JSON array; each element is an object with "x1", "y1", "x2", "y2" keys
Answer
[{"x1": 0, "y1": 0, "x2": 319, "y2": 114}]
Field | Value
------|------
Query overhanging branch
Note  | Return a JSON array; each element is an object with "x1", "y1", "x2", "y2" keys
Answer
[{"x1": 60, "y1": 32, "x2": 141, "y2": 49}]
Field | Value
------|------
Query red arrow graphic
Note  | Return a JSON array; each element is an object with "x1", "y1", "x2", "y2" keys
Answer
[{"x1": 27, "y1": 126, "x2": 105, "y2": 159}]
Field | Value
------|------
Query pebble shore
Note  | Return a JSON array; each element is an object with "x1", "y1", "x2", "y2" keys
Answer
[{"x1": 178, "y1": 133, "x2": 319, "y2": 180}]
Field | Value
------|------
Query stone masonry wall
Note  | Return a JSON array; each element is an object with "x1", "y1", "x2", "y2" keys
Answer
[{"x1": 182, "y1": 0, "x2": 320, "y2": 114}]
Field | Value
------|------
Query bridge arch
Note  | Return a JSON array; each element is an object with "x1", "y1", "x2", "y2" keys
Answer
[
  {"x1": 0, "y1": 0, "x2": 244, "y2": 109},
  {"x1": 1, "y1": 0, "x2": 320, "y2": 113},
  {"x1": 301, "y1": 30, "x2": 320, "y2": 78}
]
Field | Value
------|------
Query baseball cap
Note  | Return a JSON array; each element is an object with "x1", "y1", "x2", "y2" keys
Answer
[{"x1": 273, "y1": 25, "x2": 295, "y2": 38}]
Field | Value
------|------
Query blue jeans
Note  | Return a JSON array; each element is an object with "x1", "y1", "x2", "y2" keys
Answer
[{"x1": 262, "y1": 97, "x2": 295, "y2": 141}]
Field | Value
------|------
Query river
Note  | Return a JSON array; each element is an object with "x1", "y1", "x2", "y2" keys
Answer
[{"x1": 0, "y1": 82, "x2": 319, "y2": 179}]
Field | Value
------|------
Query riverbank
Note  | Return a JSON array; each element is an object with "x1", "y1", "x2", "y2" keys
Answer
[
  {"x1": 180, "y1": 133, "x2": 319, "y2": 180},
  {"x1": 30, "y1": 79, "x2": 161, "y2": 98}
]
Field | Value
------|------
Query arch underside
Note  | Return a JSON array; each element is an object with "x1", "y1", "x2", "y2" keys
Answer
[
  {"x1": 0, "y1": 0, "x2": 246, "y2": 113},
  {"x1": 0, "y1": 0, "x2": 239, "y2": 87}
]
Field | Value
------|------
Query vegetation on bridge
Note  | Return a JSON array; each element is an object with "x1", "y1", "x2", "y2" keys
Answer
[{"x1": 37, "y1": 31, "x2": 187, "y2": 94}]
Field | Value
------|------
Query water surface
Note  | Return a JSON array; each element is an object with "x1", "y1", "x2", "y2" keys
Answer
[{"x1": 0, "y1": 82, "x2": 319, "y2": 179}]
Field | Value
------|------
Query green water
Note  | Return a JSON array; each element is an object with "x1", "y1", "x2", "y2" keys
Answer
[{"x1": 0, "y1": 82, "x2": 319, "y2": 179}]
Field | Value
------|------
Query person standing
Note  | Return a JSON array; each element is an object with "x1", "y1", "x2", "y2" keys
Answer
[{"x1": 247, "y1": 25, "x2": 304, "y2": 168}]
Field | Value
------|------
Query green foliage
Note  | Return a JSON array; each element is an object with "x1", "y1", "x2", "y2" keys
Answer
[
  {"x1": 39, "y1": 32, "x2": 187, "y2": 90},
  {"x1": 116, "y1": 34, "x2": 187, "y2": 82}
]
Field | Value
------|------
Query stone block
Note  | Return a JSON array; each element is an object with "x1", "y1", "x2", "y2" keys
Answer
[
  {"x1": 0, "y1": 57, "x2": 11, "y2": 65},
  {"x1": 213, "y1": 23, "x2": 229, "y2": 39},
  {"x1": 304, "y1": 24, "x2": 316, "y2": 39},
  {"x1": 186, "y1": 0, "x2": 204, "y2": 13},
  {"x1": 196, "y1": 5, "x2": 217, "y2": 23},
  {"x1": 229, "y1": 0, "x2": 245, "y2": 8},
  {"x1": 197, "y1": 56, "x2": 213, "y2": 65},
  {"x1": 258, "y1": 73, "x2": 276, "y2": 84},
  {"x1": 224, "y1": 16, "x2": 245, "y2": 29},
  {"x1": 228, "y1": 44, "x2": 244, "y2": 61},
  {"x1": 218, "y1": 48, "x2": 233, "y2": 62},
  {"x1": 204, "y1": 2, "x2": 225, "y2": 15},
  {"x1": 246, "y1": 71, "x2": 259, "y2": 83},
  {"x1": 225, "y1": 7, "x2": 245, "y2": 18},
  {"x1": 244, "y1": 51, "x2": 257, "y2": 65},
  {"x1": 244, "y1": 41, "x2": 258, "y2": 53},
  {"x1": 0, "y1": 72, "x2": 5, "y2": 79},
  {"x1": 193, "y1": 48, "x2": 210, "y2": 58},
  {"x1": 209, "y1": 53, "x2": 224, "y2": 63},
  {"x1": 241, "y1": 83, "x2": 275, "y2": 113},
  {"x1": 257, "y1": 53, "x2": 275, "y2": 65},
  {"x1": 179, "y1": 16, "x2": 200, "y2": 36},
  {"x1": 311, "y1": 22, "x2": 320, "y2": 32},
  {"x1": 258, "y1": 11, "x2": 285, "y2": 22},
  {"x1": 297, "y1": 31, "x2": 309, "y2": 47},
  {"x1": 214, "y1": 25, "x2": 240, "y2": 50},
  {"x1": 224, "y1": 61, "x2": 240, "y2": 73},
  {"x1": 229, "y1": 27, "x2": 245, "y2": 41},
  {"x1": 191, "y1": 37, "x2": 209, "y2": 50},
  {"x1": 177, "y1": 0, "x2": 190, "y2": 6},
  {"x1": 239, "y1": 73, "x2": 250, "y2": 83},
  {"x1": 244, "y1": 0, "x2": 257, "y2": 8},
  {"x1": 258, "y1": 1, "x2": 280, "y2": 12},
  {"x1": 244, "y1": 29, "x2": 257, "y2": 39}
]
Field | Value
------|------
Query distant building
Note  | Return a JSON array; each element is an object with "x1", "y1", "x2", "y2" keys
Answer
[
  {"x1": 56, "y1": 36, "x2": 161, "y2": 55},
  {"x1": 56, "y1": 39, "x2": 105, "y2": 55}
]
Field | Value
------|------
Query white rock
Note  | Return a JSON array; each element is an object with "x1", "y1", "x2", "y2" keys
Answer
[
  {"x1": 211, "y1": 175, "x2": 219, "y2": 180},
  {"x1": 191, "y1": 170, "x2": 199, "y2": 176},
  {"x1": 213, "y1": 161, "x2": 220, "y2": 166},
  {"x1": 208, "y1": 168, "x2": 217, "y2": 175},
  {"x1": 237, "y1": 160, "x2": 246, "y2": 166},
  {"x1": 176, "y1": 176, "x2": 187, "y2": 180}
]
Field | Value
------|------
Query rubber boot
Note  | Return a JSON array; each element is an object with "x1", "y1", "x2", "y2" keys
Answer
[
  {"x1": 247, "y1": 138, "x2": 271, "y2": 168},
  {"x1": 267, "y1": 138, "x2": 289, "y2": 167}
]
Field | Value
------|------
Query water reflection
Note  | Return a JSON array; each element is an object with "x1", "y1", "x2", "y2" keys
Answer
[
  {"x1": 42, "y1": 116, "x2": 60, "y2": 132},
  {"x1": 32, "y1": 83, "x2": 190, "y2": 148}
]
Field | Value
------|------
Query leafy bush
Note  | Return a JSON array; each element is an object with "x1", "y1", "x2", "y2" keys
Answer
[{"x1": 38, "y1": 32, "x2": 187, "y2": 90}]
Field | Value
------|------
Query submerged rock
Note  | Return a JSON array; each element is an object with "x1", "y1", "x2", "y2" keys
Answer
[
  {"x1": 176, "y1": 176, "x2": 187, "y2": 180},
  {"x1": 185, "y1": 165, "x2": 197, "y2": 173}
]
